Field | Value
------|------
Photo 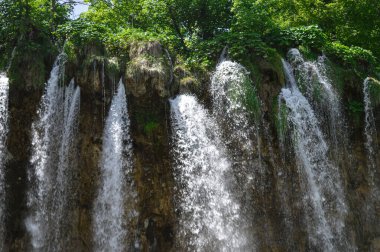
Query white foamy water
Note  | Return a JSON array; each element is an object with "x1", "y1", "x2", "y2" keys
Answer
[
  {"x1": 26, "y1": 54, "x2": 81, "y2": 251},
  {"x1": 287, "y1": 49, "x2": 345, "y2": 162},
  {"x1": 363, "y1": 77, "x2": 378, "y2": 176},
  {"x1": 210, "y1": 60, "x2": 256, "y2": 157},
  {"x1": 0, "y1": 72, "x2": 9, "y2": 250},
  {"x1": 210, "y1": 60, "x2": 259, "y2": 247},
  {"x1": 93, "y1": 80, "x2": 137, "y2": 251},
  {"x1": 170, "y1": 94, "x2": 248, "y2": 251},
  {"x1": 50, "y1": 80, "x2": 81, "y2": 249},
  {"x1": 280, "y1": 59, "x2": 352, "y2": 251}
]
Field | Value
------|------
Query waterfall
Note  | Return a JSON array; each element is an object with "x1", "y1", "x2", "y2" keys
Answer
[
  {"x1": 279, "y1": 60, "x2": 351, "y2": 251},
  {"x1": 210, "y1": 60, "x2": 258, "y2": 183},
  {"x1": 102, "y1": 61, "x2": 105, "y2": 123},
  {"x1": 363, "y1": 77, "x2": 378, "y2": 176},
  {"x1": 0, "y1": 72, "x2": 9, "y2": 250},
  {"x1": 210, "y1": 60, "x2": 257, "y2": 165},
  {"x1": 210, "y1": 60, "x2": 259, "y2": 246},
  {"x1": 51, "y1": 80, "x2": 81, "y2": 249},
  {"x1": 170, "y1": 94, "x2": 248, "y2": 251},
  {"x1": 92, "y1": 80, "x2": 137, "y2": 251},
  {"x1": 287, "y1": 49, "x2": 346, "y2": 162},
  {"x1": 26, "y1": 54, "x2": 81, "y2": 250},
  {"x1": 218, "y1": 46, "x2": 229, "y2": 63},
  {"x1": 362, "y1": 77, "x2": 380, "y2": 234}
]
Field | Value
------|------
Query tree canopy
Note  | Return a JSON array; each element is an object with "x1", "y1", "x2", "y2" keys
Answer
[{"x1": 1, "y1": 0, "x2": 379, "y2": 70}]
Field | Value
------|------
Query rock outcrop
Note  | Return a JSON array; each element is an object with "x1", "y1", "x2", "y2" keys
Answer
[{"x1": 2, "y1": 41, "x2": 380, "y2": 251}]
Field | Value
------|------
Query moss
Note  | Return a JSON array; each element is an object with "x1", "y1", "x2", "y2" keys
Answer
[
  {"x1": 242, "y1": 77, "x2": 261, "y2": 121},
  {"x1": 144, "y1": 121, "x2": 159, "y2": 135},
  {"x1": 297, "y1": 70, "x2": 323, "y2": 103},
  {"x1": 83, "y1": 55, "x2": 106, "y2": 69},
  {"x1": 348, "y1": 100, "x2": 364, "y2": 126},
  {"x1": 106, "y1": 57, "x2": 120, "y2": 76},
  {"x1": 126, "y1": 43, "x2": 168, "y2": 79},
  {"x1": 274, "y1": 98, "x2": 289, "y2": 141},
  {"x1": 237, "y1": 50, "x2": 284, "y2": 90},
  {"x1": 174, "y1": 64, "x2": 191, "y2": 77},
  {"x1": 127, "y1": 54, "x2": 165, "y2": 75},
  {"x1": 125, "y1": 41, "x2": 173, "y2": 98},
  {"x1": 234, "y1": 55, "x2": 262, "y2": 89},
  {"x1": 267, "y1": 52, "x2": 284, "y2": 80},
  {"x1": 323, "y1": 59, "x2": 347, "y2": 96},
  {"x1": 136, "y1": 112, "x2": 159, "y2": 134},
  {"x1": 8, "y1": 47, "x2": 48, "y2": 89},
  {"x1": 298, "y1": 45, "x2": 319, "y2": 62},
  {"x1": 180, "y1": 76, "x2": 198, "y2": 87},
  {"x1": 312, "y1": 84, "x2": 323, "y2": 103}
]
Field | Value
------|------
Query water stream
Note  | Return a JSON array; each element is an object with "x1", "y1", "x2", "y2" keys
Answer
[
  {"x1": 26, "y1": 54, "x2": 81, "y2": 250},
  {"x1": 170, "y1": 94, "x2": 248, "y2": 251},
  {"x1": 363, "y1": 77, "x2": 378, "y2": 177},
  {"x1": 92, "y1": 80, "x2": 137, "y2": 251},
  {"x1": 280, "y1": 59, "x2": 351, "y2": 251},
  {"x1": 0, "y1": 72, "x2": 9, "y2": 250},
  {"x1": 287, "y1": 49, "x2": 346, "y2": 163},
  {"x1": 210, "y1": 60, "x2": 260, "y2": 247}
]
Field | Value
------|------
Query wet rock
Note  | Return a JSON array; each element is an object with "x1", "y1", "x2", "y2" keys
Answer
[
  {"x1": 126, "y1": 42, "x2": 173, "y2": 98},
  {"x1": 371, "y1": 237, "x2": 380, "y2": 252}
]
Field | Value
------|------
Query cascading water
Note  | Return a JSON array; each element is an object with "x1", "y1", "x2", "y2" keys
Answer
[
  {"x1": 26, "y1": 54, "x2": 66, "y2": 249},
  {"x1": 363, "y1": 77, "x2": 378, "y2": 176},
  {"x1": 210, "y1": 60, "x2": 258, "y2": 179},
  {"x1": 102, "y1": 60, "x2": 106, "y2": 123},
  {"x1": 0, "y1": 72, "x2": 9, "y2": 250},
  {"x1": 279, "y1": 60, "x2": 352, "y2": 251},
  {"x1": 26, "y1": 54, "x2": 81, "y2": 250},
  {"x1": 170, "y1": 94, "x2": 248, "y2": 251},
  {"x1": 51, "y1": 80, "x2": 81, "y2": 248},
  {"x1": 287, "y1": 49, "x2": 346, "y2": 162},
  {"x1": 362, "y1": 77, "x2": 380, "y2": 235},
  {"x1": 92, "y1": 80, "x2": 137, "y2": 251},
  {"x1": 210, "y1": 60, "x2": 259, "y2": 247}
]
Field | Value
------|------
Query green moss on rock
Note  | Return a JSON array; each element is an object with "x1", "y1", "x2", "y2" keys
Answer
[{"x1": 125, "y1": 42, "x2": 172, "y2": 98}]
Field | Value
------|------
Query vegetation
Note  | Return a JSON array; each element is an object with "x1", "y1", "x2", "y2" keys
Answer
[
  {"x1": 275, "y1": 100, "x2": 289, "y2": 142},
  {"x1": 1, "y1": 0, "x2": 379, "y2": 73},
  {"x1": 241, "y1": 77, "x2": 261, "y2": 121},
  {"x1": 348, "y1": 100, "x2": 364, "y2": 125},
  {"x1": 0, "y1": 0, "x2": 75, "y2": 69}
]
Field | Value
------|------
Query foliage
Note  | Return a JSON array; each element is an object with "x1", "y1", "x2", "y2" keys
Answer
[
  {"x1": 105, "y1": 28, "x2": 166, "y2": 58},
  {"x1": 324, "y1": 42, "x2": 376, "y2": 66},
  {"x1": 324, "y1": 0, "x2": 380, "y2": 59},
  {"x1": 63, "y1": 40, "x2": 77, "y2": 63},
  {"x1": 0, "y1": 0, "x2": 73, "y2": 69},
  {"x1": 56, "y1": 18, "x2": 109, "y2": 47},
  {"x1": 280, "y1": 25, "x2": 327, "y2": 49},
  {"x1": 1, "y1": 0, "x2": 380, "y2": 73}
]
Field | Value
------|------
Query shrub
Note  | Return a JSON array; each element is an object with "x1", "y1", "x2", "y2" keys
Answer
[
  {"x1": 280, "y1": 25, "x2": 327, "y2": 49},
  {"x1": 324, "y1": 42, "x2": 376, "y2": 66}
]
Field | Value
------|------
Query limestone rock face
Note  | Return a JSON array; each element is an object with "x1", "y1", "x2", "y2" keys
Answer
[
  {"x1": 68, "y1": 42, "x2": 176, "y2": 251},
  {"x1": 3, "y1": 41, "x2": 380, "y2": 252},
  {"x1": 126, "y1": 42, "x2": 173, "y2": 98},
  {"x1": 123, "y1": 42, "x2": 176, "y2": 251}
]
